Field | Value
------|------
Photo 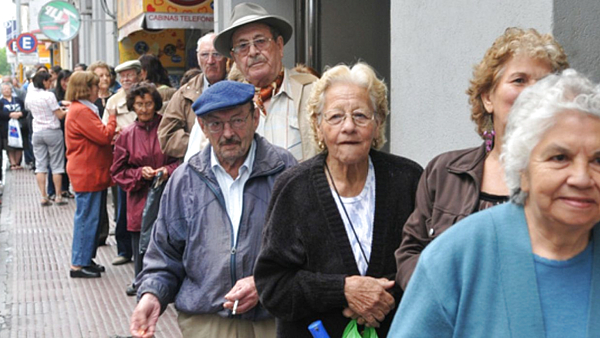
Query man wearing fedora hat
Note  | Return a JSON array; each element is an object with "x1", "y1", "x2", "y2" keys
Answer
[
  {"x1": 214, "y1": 2, "x2": 318, "y2": 161},
  {"x1": 130, "y1": 81, "x2": 296, "y2": 338}
]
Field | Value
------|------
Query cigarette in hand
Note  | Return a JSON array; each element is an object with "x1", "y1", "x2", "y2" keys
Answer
[{"x1": 232, "y1": 299, "x2": 239, "y2": 315}]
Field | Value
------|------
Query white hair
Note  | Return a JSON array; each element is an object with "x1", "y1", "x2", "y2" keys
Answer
[
  {"x1": 196, "y1": 32, "x2": 216, "y2": 52},
  {"x1": 502, "y1": 69, "x2": 600, "y2": 204}
]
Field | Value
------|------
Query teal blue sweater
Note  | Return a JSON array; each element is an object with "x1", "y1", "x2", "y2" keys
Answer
[{"x1": 388, "y1": 203, "x2": 600, "y2": 337}]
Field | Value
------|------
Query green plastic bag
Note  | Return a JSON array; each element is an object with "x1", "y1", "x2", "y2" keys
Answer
[{"x1": 342, "y1": 319, "x2": 378, "y2": 338}]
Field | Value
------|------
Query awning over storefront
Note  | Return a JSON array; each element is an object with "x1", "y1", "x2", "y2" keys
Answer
[
  {"x1": 118, "y1": 12, "x2": 213, "y2": 41},
  {"x1": 117, "y1": 0, "x2": 214, "y2": 41}
]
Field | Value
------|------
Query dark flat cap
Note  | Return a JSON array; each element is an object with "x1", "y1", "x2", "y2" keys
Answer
[{"x1": 192, "y1": 81, "x2": 255, "y2": 117}]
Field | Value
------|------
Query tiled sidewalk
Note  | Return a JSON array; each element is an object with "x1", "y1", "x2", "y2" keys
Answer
[{"x1": 0, "y1": 168, "x2": 182, "y2": 338}]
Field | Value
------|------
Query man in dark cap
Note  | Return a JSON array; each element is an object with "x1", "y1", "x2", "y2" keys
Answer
[
  {"x1": 130, "y1": 81, "x2": 296, "y2": 338},
  {"x1": 104, "y1": 59, "x2": 143, "y2": 267},
  {"x1": 214, "y1": 2, "x2": 318, "y2": 161}
]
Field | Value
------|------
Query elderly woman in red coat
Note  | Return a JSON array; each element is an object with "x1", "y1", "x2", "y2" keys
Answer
[{"x1": 111, "y1": 82, "x2": 179, "y2": 296}]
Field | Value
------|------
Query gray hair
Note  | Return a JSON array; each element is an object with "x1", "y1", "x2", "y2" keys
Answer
[
  {"x1": 502, "y1": 69, "x2": 600, "y2": 204},
  {"x1": 197, "y1": 32, "x2": 216, "y2": 52},
  {"x1": 307, "y1": 62, "x2": 388, "y2": 151}
]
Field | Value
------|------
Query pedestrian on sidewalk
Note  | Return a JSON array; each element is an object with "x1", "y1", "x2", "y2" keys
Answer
[
  {"x1": 111, "y1": 82, "x2": 179, "y2": 295},
  {"x1": 65, "y1": 71, "x2": 117, "y2": 278},
  {"x1": 130, "y1": 81, "x2": 297, "y2": 338},
  {"x1": 104, "y1": 60, "x2": 142, "y2": 267},
  {"x1": 24, "y1": 71, "x2": 68, "y2": 206},
  {"x1": 0, "y1": 82, "x2": 26, "y2": 170}
]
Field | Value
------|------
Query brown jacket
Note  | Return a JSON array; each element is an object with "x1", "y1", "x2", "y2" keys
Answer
[
  {"x1": 157, "y1": 74, "x2": 204, "y2": 158},
  {"x1": 395, "y1": 144, "x2": 486, "y2": 289}
]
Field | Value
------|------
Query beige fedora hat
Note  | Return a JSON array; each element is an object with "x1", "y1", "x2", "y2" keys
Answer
[{"x1": 214, "y1": 2, "x2": 293, "y2": 57}]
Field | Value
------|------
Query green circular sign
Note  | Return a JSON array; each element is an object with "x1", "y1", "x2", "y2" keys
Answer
[{"x1": 38, "y1": 1, "x2": 81, "y2": 42}]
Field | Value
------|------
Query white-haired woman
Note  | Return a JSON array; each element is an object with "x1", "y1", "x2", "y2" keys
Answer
[
  {"x1": 395, "y1": 27, "x2": 570, "y2": 289},
  {"x1": 388, "y1": 69, "x2": 600, "y2": 337},
  {"x1": 254, "y1": 62, "x2": 423, "y2": 337}
]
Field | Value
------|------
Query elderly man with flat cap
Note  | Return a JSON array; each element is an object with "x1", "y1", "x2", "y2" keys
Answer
[
  {"x1": 103, "y1": 60, "x2": 144, "y2": 269},
  {"x1": 214, "y1": 2, "x2": 318, "y2": 161},
  {"x1": 130, "y1": 81, "x2": 297, "y2": 338}
]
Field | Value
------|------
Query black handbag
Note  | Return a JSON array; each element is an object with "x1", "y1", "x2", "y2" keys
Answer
[{"x1": 139, "y1": 171, "x2": 167, "y2": 255}]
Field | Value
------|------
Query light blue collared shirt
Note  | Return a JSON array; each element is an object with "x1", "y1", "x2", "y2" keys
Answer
[{"x1": 210, "y1": 139, "x2": 256, "y2": 246}]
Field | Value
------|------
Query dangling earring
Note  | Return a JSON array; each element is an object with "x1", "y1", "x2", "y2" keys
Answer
[
  {"x1": 482, "y1": 114, "x2": 495, "y2": 152},
  {"x1": 318, "y1": 139, "x2": 326, "y2": 150}
]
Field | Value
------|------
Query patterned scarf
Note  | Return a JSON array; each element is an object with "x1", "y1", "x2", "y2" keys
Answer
[{"x1": 254, "y1": 70, "x2": 284, "y2": 115}]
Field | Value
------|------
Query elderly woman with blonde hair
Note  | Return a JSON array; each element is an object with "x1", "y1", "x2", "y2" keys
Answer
[
  {"x1": 254, "y1": 62, "x2": 423, "y2": 337},
  {"x1": 389, "y1": 69, "x2": 600, "y2": 337},
  {"x1": 395, "y1": 27, "x2": 570, "y2": 289}
]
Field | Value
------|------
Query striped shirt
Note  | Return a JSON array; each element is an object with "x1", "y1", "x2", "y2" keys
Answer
[{"x1": 25, "y1": 87, "x2": 61, "y2": 133}]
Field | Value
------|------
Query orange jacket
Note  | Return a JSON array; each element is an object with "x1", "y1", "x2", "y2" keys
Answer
[{"x1": 65, "y1": 101, "x2": 117, "y2": 192}]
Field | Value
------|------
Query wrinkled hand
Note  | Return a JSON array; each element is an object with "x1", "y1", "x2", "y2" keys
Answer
[
  {"x1": 130, "y1": 293, "x2": 161, "y2": 338},
  {"x1": 141, "y1": 166, "x2": 155, "y2": 180},
  {"x1": 344, "y1": 276, "x2": 396, "y2": 328},
  {"x1": 223, "y1": 276, "x2": 259, "y2": 315}
]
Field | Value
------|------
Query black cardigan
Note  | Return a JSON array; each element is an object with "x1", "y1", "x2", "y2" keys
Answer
[{"x1": 254, "y1": 149, "x2": 423, "y2": 338}]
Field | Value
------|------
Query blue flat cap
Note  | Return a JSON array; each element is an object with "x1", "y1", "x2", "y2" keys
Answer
[{"x1": 193, "y1": 81, "x2": 255, "y2": 116}]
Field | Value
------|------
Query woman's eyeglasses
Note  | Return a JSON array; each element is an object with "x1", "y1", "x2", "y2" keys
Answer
[{"x1": 322, "y1": 110, "x2": 375, "y2": 127}]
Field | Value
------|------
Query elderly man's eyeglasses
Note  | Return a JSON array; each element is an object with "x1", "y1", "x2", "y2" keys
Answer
[
  {"x1": 134, "y1": 102, "x2": 154, "y2": 110},
  {"x1": 204, "y1": 111, "x2": 252, "y2": 133},
  {"x1": 199, "y1": 52, "x2": 224, "y2": 61},
  {"x1": 322, "y1": 110, "x2": 375, "y2": 127},
  {"x1": 119, "y1": 72, "x2": 138, "y2": 80},
  {"x1": 231, "y1": 37, "x2": 274, "y2": 56}
]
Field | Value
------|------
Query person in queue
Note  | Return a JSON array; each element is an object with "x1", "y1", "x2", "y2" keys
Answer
[
  {"x1": 88, "y1": 61, "x2": 114, "y2": 119},
  {"x1": 389, "y1": 69, "x2": 600, "y2": 337},
  {"x1": 253, "y1": 63, "x2": 423, "y2": 337},
  {"x1": 49, "y1": 65, "x2": 62, "y2": 89},
  {"x1": 24, "y1": 71, "x2": 68, "y2": 206},
  {"x1": 138, "y1": 54, "x2": 176, "y2": 112},
  {"x1": 64, "y1": 71, "x2": 117, "y2": 278},
  {"x1": 88, "y1": 60, "x2": 117, "y2": 246},
  {"x1": 47, "y1": 69, "x2": 74, "y2": 201},
  {"x1": 214, "y1": 2, "x2": 318, "y2": 161},
  {"x1": 110, "y1": 82, "x2": 179, "y2": 296},
  {"x1": 0, "y1": 82, "x2": 26, "y2": 170},
  {"x1": 104, "y1": 60, "x2": 142, "y2": 267},
  {"x1": 130, "y1": 81, "x2": 296, "y2": 338},
  {"x1": 157, "y1": 32, "x2": 227, "y2": 159},
  {"x1": 395, "y1": 27, "x2": 570, "y2": 289}
]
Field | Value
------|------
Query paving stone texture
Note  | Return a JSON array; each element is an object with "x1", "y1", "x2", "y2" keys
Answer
[{"x1": 0, "y1": 169, "x2": 182, "y2": 338}]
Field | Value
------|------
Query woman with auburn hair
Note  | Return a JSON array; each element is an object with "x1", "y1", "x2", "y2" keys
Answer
[
  {"x1": 395, "y1": 27, "x2": 570, "y2": 290},
  {"x1": 389, "y1": 69, "x2": 600, "y2": 337},
  {"x1": 65, "y1": 71, "x2": 117, "y2": 278}
]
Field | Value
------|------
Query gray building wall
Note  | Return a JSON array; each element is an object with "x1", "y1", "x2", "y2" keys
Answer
[
  {"x1": 554, "y1": 0, "x2": 600, "y2": 82},
  {"x1": 319, "y1": 1, "x2": 390, "y2": 78},
  {"x1": 390, "y1": 1, "x2": 553, "y2": 166}
]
